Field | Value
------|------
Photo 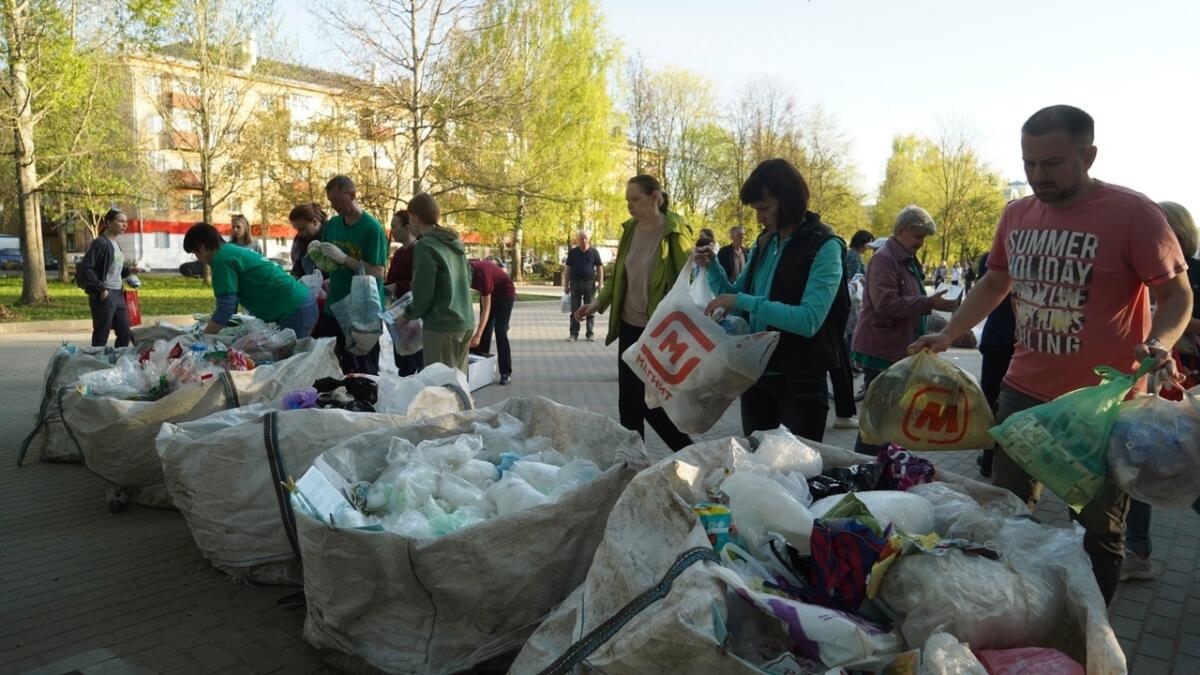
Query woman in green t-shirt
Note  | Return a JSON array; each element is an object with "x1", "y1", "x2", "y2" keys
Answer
[{"x1": 183, "y1": 223, "x2": 318, "y2": 337}]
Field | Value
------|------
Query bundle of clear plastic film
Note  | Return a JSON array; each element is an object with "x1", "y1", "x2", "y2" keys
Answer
[
  {"x1": 1107, "y1": 386, "x2": 1200, "y2": 508},
  {"x1": 859, "y1": 350, "x2": 994, "y2": 451},
  {"x1": 291, "y1": 412, "x2": 602, "y2": 538}
]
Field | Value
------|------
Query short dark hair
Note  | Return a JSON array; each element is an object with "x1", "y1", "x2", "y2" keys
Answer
[
  {"x1": 325, "y1": 174, "x2": 355, "y2": 193},
  {"x1": 739, "y1": 158, "x2": 810, "y2": 227},
  {"x1": 849, "y1": 229, "x2": 874, "y2": 249},
  {"x1": 183, "y1": 222, "x2": 223, "y2": 254},
  {"x1": 1022, "y1": 105, "x2": 1095, "y2": 147},
  {"x1": 627, "y1": 174, "x2": 669, "y2": 214}
]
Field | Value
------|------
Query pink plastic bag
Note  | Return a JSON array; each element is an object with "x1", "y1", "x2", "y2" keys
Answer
[{"x1": 975, "y1": 647, "x2": 1084, "y2": 675}]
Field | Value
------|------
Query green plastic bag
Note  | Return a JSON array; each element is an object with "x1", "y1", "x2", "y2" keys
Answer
[{"x1": 988, "y1": 359, "x2": 1155, "y2": 511}]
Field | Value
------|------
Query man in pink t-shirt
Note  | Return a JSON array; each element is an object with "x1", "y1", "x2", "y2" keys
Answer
[{"x1": 911, "y1": 105, "x2": 1193, "y2": 604}]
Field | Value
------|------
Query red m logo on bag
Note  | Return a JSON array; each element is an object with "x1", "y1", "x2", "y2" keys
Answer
[
  {"x1": 902, "y1": 385, "x2": 970, "y2": 445},
  {"x1": 638, "y1": 311, "x2": 716, "y2": 385}
]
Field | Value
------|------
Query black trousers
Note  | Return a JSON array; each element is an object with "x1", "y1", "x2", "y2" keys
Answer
[
  {"x1": 88, "y1": 291, "x2": 131, "y2": 348},
  {"x1": 979, "y1": 344, "x2": 1015, "y2": 411},
  {"x1": 395, "y1": 350, "x2": 425, "y2": 377},
  {"x1": 741, "y1": 373, "x2": 829, "y2": 442},
  {"x1": 316, "y1": 311, "x2": 379, "y2": 375},
  {"x1": 617, "y1": 321, "x2": 693, "y2": 451},
  {"x1": 569, "y1": 279, "x2": 596, "y2": 337},
  {"x1": 828, "y1": 339, "x2": 857, "y2": 419},
  {"x1": 470, "y1": 296, "x2": 513, "y2": 377}
]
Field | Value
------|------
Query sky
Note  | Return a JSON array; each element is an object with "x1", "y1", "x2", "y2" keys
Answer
[{"x1": 279, "y1": 0, "x2": 1200, "y2": 208}]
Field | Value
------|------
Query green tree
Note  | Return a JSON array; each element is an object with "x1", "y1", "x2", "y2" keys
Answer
[
  {"x1": 439, "y1": 0, "x2": 618, "y2": 279},
  {"x1": 874, "y1": 129, "x2": 1006, "y2": 268},
  {"x1": 0, "y1": 0, "x2": 163, "y2": 303}
]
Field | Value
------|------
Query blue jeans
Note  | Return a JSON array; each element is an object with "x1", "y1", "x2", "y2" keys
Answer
[
  {"x1": 276, "y1": 293, "x2": 319, "y2": 338},
  {"x1": 1126, "y1": 498, "x2": 1200, "y2": 557}
]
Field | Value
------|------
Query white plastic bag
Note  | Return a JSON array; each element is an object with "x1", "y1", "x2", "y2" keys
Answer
[
  {"x1": 232, "y1": 327, "x2": 297, "y2": 363},
  {"x1": 560, "y1": 293, "x2": 571, "y2": 314},
  {"x1": 720, "y1": 470, "x2": 814, "y2": 554},
  {"x1": 621, "y1": 258, "x2": 779, "y2": 433},
  {"x1": 330, "y1": 263, "x2": 383, "y2": 355},
  {"x1": 810, "y1": 490, "x2": 936, "y2": 535}
]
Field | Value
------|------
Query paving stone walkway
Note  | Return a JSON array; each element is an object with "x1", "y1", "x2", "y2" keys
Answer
[{"x1": 1, "y1": 301, "x2": 1197, "y2": 673}]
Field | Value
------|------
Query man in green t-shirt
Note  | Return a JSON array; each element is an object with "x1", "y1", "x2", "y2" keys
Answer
[
  {"x1": 183, "y1": 223, "x2": 318, "y2": 337},
  {"x1": 312, "y1": 175, "x2": 389, "y2": 374}
]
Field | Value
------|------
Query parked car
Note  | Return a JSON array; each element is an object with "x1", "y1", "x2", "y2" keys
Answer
[
  {"x1": 0, "y1": 248, "x2": 58, "y2": 270},
  {"x1": 179, "y1": 260, "x2": 204, "y2": 278}
]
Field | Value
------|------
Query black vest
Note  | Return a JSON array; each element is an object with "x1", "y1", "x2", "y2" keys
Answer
[{"x1": 744, "y1": 212, "x2": 850, "y2": 376}]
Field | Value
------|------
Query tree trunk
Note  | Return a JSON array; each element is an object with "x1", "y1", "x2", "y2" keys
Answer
[
  {"x1": 5, "y1": 11, "x2": 50, "y2": 305},
  {"x1": 57, "y1": 223, "x2": 69, "y2": 283},
  {"x1": 511, "y1": 189, "x2": 526, "y2": 283}
]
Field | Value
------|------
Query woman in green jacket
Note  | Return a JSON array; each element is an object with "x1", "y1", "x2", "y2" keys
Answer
[
  {"x1": 399, "y1": 192, "x2": 475, "y2": 374},
  {"x1": 576, "y1": 175, "x2": 694, "y2": 451}
]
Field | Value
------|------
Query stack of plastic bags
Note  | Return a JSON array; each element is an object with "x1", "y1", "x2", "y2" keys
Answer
[
  {"x1": 293, "y1": 413, "x2": 602, "y2": 538},
  {"x1": 76, "y1": 336, "x2": 254, "y2": 401}
]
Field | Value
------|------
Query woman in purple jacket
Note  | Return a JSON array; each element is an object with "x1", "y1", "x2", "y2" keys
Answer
[{"x1": 850, "y1": 205, "x2": 957, "y2": 452}]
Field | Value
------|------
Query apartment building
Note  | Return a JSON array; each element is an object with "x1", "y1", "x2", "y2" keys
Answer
[{"x1": 111, "y1": 41, "x2": 409, "y2": 270}]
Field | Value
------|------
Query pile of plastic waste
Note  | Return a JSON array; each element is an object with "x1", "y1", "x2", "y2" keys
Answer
[
  {"x1": 75, "y1": 336, "x2": 254, "y2": 401},
  {"x1": 691, "y1": 430, "x2": 1088, "y2": 672},
  {"x1": 293, "y1": 413, "x2": 602, "y2": 538}
]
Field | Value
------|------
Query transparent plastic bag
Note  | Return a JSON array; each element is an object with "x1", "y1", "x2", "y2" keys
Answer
[
  {"x1": 380, "y1": 292, "x2": 423, "y2": 356},
  {"x1": 921, "y1": 633, "x2": 987, "y2": 675},
  {"x1": 330, "y1": 263, "x2": 383, "y2": 355},
  {"x1": 991, "y1": 359, "x2": 1154, "y2": 511},
  {"x1": 299, "y1": 271, "x2": 326, "y2": 301},
  {"x1": 1107, "y1": 391, "x2": 1200, "y2": 508},
  {"x1": 560, "y1": 293, "x2": 571, "y2": 314},
  {"x1": 749, "y1": 426, "x2": 824, "y2": 478},
  {"x1": 232, "y1": 328, "x2": 297, "y2": 363},
  {"x1": 860, "y1": 350, "x2": 994, "y2": 451}
]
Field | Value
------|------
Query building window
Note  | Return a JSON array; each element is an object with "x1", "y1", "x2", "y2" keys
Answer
[
  {"x1": 150, "y1": 192, "x2": 169, "y2": 212},
  {"x1": 154, "y1": 231, "x2": 170, "y2": 248},
  {"x1": 228, "y1": 195, "x2": 243, "y2": 213},
  {"x1": 172, "y1": 108, "x2": 194, "y2": 133},
  {"x1": 183, "y1": 193, "x2": 204, "y2": 212},
  {"x1": 144, "y1": 75, "x2": 162, "y2": 96},
  {"x1": 145, "y1": 114, "x2": 164, "y2": 134}
]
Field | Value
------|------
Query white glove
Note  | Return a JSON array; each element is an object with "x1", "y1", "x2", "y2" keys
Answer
[{"x1": 319, "y1": 242, "x2": 348, "y2": 265}]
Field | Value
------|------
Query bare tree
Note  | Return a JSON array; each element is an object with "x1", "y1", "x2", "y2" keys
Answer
[
  {"x1": 152, "y1": 0, "x2": 278, "y2": 227},
  {"x1": 624, "y1": 53, "x2": 652, "y2": 174},
  {"x1": 316, "y1": 0, "x2": 512, "y2": 198}
]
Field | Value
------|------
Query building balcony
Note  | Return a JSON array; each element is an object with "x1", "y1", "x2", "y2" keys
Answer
[
  {"x1": 167, "y1": 169, "x2": 202, "y2": 190},
  {"x1": 168, "y1": 131, "x2": 200, "y2": 151},
  {"x1": 167, "y1": 91, "x2": 202, "y2": 110}
]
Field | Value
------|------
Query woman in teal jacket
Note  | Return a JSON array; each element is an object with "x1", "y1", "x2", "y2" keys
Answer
[{"x1": 576, "y1": 175, "x2": 694, "y2": 451}]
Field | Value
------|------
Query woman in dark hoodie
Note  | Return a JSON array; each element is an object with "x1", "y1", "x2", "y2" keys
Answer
[
  {"x1": 399, "y1": 193, "x2": 475, "y2": 373},
  {"x1": 76, "y1": 208, "x2": 138, "y2": 347}
]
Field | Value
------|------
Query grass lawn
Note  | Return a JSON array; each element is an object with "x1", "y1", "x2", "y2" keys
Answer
[
  {"x1": 0, "y1": 275, "x2": 558, "y2": 322},
  {"x1": 0, "y1": 275, "x2": 213, "y2": 322}
]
